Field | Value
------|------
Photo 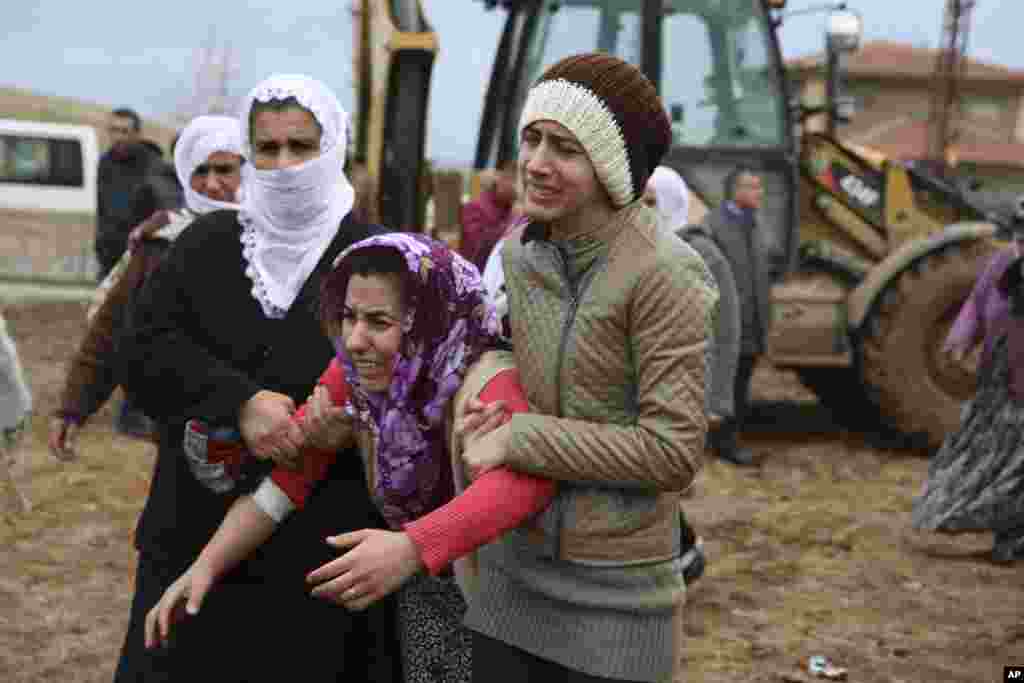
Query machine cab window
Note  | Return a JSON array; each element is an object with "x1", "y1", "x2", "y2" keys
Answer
[
  {"x1": 661, "y1": 0, "x2": 786, "y2": 148},
  {"x1": 513, "y1": 0, "x2": 787, "y2": 155}
]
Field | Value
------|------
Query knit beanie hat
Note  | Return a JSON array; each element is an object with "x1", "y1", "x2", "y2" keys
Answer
[{"x1": 519, "y1": 52, "x2": 672, "y2": 208}]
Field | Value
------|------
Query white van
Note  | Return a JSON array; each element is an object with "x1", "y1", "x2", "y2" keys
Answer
[{"x1": 0, "y1": 119, "x2": 100, "y2": 283}]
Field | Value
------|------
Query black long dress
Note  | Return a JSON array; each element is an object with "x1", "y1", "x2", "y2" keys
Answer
[
  {"x1": 113, "y1": 209, "x2": 400, "y2": 682},
  {"x1": 912, "y1": 333, "x2": 1024, "y2": 562}
]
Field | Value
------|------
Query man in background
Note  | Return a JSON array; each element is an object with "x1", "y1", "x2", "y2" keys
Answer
[
  {"x1": 94, "y1": 107, "x2": 164, "y2": 280},
  {"x1": 460, "y1": 159, "x2": 519, "y2": 272},
  {"x1": 95, "y1": 109, "x2": 181, "y2": 439},
  {"x1": 703, "y1": 166, "x2": 772, "y2": 466}
]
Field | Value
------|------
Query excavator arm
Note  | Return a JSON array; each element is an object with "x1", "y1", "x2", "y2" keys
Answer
[{"x1": 353, "y1": 0, "x2": 438, "y2": 231}]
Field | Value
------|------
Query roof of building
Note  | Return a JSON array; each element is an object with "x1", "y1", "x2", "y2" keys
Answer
[
  {"x1": 846, "y1": 117, "x2": 1024, "y2": 167},
  {"x1": 788, "y1": 40, "x2": 1024, "y2": 84}
]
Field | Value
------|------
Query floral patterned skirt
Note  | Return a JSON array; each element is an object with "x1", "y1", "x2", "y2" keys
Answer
[
  {"x1": 397, "y1": 571, "x2": 471, "y2": 683},
  {"x1": 912, "y1": 335, "x2": 1024, "y2": 556}
]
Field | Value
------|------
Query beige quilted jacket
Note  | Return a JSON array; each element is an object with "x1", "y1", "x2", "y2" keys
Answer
[{"x1": 501, "y1": 203, "x2": 717, "y2": 565}]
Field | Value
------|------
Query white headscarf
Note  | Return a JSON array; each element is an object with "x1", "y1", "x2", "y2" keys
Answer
[
  {"x1": 173, "y1": 115, "x2": 244, "y2": 214},
  {"x1": 238, "y1": 74, "x2": 355, "y2": 319},
  {"x1": 648, "y1": 165, "x2": 691, "y2": 233}
]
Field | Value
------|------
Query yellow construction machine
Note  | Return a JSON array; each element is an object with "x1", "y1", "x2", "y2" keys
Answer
[{"x1": 355, "y1": 0, "x2": 1012, "y2": 449}]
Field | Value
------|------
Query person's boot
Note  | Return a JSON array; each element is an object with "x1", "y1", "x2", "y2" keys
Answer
[
  {"x1": 681, "y1": 538, "x2": 706, "y2": 585},
  {"x1": 710, "y1": 418, "x2": 756, "y2": 466},
  {"x1": 991, "y1": 527, "x2": 1024, "y2": 564},
  {"x1": 678, "y1": 511, "x2": 705, "y2": 585},
  {"x1": 719, "y1": 446, "x2": 756, "y2": 466}
]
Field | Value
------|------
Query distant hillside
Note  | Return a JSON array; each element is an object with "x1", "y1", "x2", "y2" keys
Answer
[{"x1": 0, "y1": 85, "x2": 177, "y2": 157}]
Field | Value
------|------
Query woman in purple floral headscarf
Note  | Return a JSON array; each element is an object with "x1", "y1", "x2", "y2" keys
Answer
[
  {"x1": 144, "y1": 233, "x2": 559, "y2": 683},
  {"x1": 323, "y1": 233, "x2": 503, "y2": 529}
]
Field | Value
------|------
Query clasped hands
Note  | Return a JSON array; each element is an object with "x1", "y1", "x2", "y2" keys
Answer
[
  {"x1": 239, "y1": 386, "x2": 354, "y2": 469},
  {"x1": 453, "y1": 397, "x2": 512, "y2": 480},
  {"x1": 145, "y1": 392, "x2": 511, "y2": 648}
]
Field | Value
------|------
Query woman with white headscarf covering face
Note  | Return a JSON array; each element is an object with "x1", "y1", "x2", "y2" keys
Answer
[
  {"x1": 643, "y1": 165, "x2": 691, "y2": 233},
  {"x1": 113, "y1": 77, "x2": 399, "y2": 683},
  {"x1": 239, "y1": 74, "x2": 355, "y2": 320},
  {"x1": 50, "y1": 115, "x2": 244, "y2": 461}
]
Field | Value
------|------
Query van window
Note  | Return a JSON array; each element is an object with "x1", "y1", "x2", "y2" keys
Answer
[{"x1": 0, "y1": 134, "x2": 84, "y2": 187}]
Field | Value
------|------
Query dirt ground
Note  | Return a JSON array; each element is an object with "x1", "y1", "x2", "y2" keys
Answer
[{"x1": 0, "y1": 301, "x2": 1020, "y2": 683}]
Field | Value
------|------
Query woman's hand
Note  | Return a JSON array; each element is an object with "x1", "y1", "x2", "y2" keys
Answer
[
  {"x1": 453, "y1": 397, "x2": 508, "y2": 452},
  {"x1": 299, "y1": 386, "x2": 354, "y2": 451},
  {"x1": 143, "y1": 560, "x2": 219, "y2": 649},
  {"x1": 461, "y1": 421, "x2": 512, "y2": 481},
  {"x1": 48, "y1": 416, "x2": 80, "y2": 462},
  {"x1": 306, "y1": 529, "x2": 424, "y2": 611},
  {"x1": 239, "y1": 390, "x2": 305, "y2": 469}
]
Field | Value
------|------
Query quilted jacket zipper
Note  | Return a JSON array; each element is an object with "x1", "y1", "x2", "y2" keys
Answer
[{"x1": 546, "y1": 241, "x2": 605, "y2": 560}]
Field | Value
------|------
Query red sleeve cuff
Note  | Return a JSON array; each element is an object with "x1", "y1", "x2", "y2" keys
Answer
[
  {"x1": 271, "y1": 358, "x2": 351, "y2": 508},
  {"x1": 405, "y1": 467, "x2": 555, "y2": 575}
]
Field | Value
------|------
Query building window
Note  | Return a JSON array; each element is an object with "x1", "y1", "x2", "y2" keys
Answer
[
  {"x1": 847, "y1": 82, "x2": 878, "y2": 110},
  {"x1": 962, "y1": 95, "x2": 1005, "y2": 122}
]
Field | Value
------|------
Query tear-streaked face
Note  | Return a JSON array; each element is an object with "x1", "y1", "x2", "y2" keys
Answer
[
  {"x1": 341, "y1": 273, "x2": 404, "y2": 393},
  {"x1": 518, "y1": 119, "x2": 613, "y2": 237}
]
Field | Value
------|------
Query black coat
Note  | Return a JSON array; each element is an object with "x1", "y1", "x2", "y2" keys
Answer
[
  {"x1": 95, "y1": 141, "x2": 166, "y2": 275},
  {"x1": 119, "y1": 209, "x2": 386, "y2": 569},
  {"x1": 115, "y1": 210, "x2": 400, "y2": 682},
  {"x1": 702, "y1": 203, "x2": 774, "y2": 355}
]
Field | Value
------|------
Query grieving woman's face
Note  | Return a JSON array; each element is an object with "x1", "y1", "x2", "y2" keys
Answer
[
  {"x1": 518, "y1": 120, "x2": 610, "y2": 229},
  {"x1": 250, "y1": 106, "x2": 322, "y2": 171},
  {"x1": 341, "y1": 273, "x2": 404, "y2": 393}
]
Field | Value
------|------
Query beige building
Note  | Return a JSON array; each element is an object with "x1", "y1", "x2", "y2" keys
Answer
[{"x1": 787, "y1": 40, "x2": 1024, "y2": 190}]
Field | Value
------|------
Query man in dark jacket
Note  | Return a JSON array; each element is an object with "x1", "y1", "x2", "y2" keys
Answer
[
  {"x1": 95, "y1": 108, "x2": 166, "y2": 279},
  {"x1": 126, "y1": 148, "x2": 184, "y2": 238},
  {"x1": 702, "y1": 166, "x2": 772, "y2": 466}
]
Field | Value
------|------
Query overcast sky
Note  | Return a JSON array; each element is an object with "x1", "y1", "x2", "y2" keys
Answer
[{"x1": 4, "y1": 0, "x2": 1023, "y2": 164}]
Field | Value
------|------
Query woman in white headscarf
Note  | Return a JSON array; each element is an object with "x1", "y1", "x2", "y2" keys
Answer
[
  {"x1": 644, "y1": 164, "x2": 691, "y2": 233},
  {"x1": 86, "y1": 115, "x2": 245, "y2": 322},
  {"x1": 49, "y1": 115, "x2": 245, "y2": 460},
  {"x1": 112, "y1": 77, "x2": 399, "y2": 683},
  {"x1": 645, "y1": 164, "x2": 743, "y2": 464}
]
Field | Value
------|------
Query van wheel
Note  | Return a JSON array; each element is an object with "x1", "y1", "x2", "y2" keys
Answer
[{"x1": 858, "y1": 239, "x2": 998, "y2": 450}]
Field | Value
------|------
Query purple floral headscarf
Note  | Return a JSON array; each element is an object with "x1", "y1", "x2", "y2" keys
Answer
[{"x1": 321, "y1": 233, "x2": 502, "y2": 529}]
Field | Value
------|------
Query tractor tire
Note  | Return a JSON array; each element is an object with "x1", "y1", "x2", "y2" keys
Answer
[
  {"x1": 795, "y1": 365, "x2": 916, "y2": 447},
  {"x1": 857, "y1": 238, "x2": 998, "y2": 450}
]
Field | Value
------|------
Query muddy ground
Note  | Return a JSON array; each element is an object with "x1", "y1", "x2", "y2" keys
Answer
[{"x1": 0, "y1": 301, "x2": 1020, "y2": 682}]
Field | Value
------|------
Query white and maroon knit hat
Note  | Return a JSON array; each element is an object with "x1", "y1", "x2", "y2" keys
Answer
[{"x1": 518, "y1": 52, "x2": 672, "y2": 208}]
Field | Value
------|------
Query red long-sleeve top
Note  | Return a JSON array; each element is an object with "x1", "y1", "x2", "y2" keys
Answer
[{"x1": 270, "y1": 358, "x2": 556, "y2": 575}]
